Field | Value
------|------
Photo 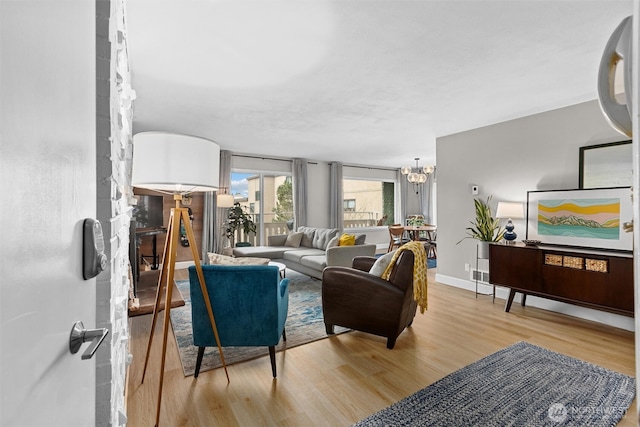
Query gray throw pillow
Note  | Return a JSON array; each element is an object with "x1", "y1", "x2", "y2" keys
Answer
[
  {"x1": 369, "y1": 251, "x2": 396, "y2": 277},
  {"x1": 313, "y1": 228, "x2": 340, "y2": 250},
  {"x1": 297, "y1": 226, "x2": 316, "y2": 248},
  {"x1": 354, "y1": 234, "x2": 367, "y2": 245},
  {"x1": 284, "y1": 231, "x2": 303, "y2": 248}
]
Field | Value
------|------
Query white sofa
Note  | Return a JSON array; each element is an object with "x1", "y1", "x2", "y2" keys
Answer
[{"x1": 232, "y1": 226, "x2": 376, "y2": 279}]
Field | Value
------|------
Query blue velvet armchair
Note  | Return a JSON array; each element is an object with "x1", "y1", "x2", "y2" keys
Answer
[{"x1": 188, "y1": 264, "x2": 289, "y2": 377}]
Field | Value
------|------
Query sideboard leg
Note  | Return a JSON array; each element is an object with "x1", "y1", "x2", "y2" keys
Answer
[{"x1": 505, "y1": 289, "x2": 516, "y2": 312}]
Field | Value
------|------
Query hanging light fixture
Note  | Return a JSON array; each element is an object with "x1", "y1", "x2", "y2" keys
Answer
[{"x1": 401, "y1": 158, "x2": 435, "y2": 186}]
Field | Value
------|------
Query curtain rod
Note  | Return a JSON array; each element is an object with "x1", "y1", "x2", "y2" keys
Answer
[
  {"x1": 232, "y1": 153, "x2": 319, "y2": 165},
  {"x1": 337, "y1": 163, "x2": 398, "y2": 172}
]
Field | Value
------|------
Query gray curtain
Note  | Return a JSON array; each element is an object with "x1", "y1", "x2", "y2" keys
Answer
[
  {"x1": 215, "y1": 150, "x2": 232, "y2": 254},
  {"x1": 424, "y1": 171, "x2": 436, "y2": 224},
  {"x1": 202, "y1": 192, "x2": 216, "y2": 261},
  {"x1": 397, "y1": 170, "x2": 407, "y2": 225},
  {"x1": 329, "y1": 162, "x2": 343, "y2": 230},
  {"x1": 201, "y1": 150, "x2": 231, "y2": 260},
  {"x1": 292, "y1": 158, "x2": 308, "y2": 228}
]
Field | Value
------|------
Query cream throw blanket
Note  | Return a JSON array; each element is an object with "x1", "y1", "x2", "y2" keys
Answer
[{"x1": 381, "y1": 241, "x2": 429, "y2": 313}]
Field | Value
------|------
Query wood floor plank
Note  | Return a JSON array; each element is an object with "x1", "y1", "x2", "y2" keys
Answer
[{"x1": 127, "y1": 268, "x2": 636, "y2": 426}]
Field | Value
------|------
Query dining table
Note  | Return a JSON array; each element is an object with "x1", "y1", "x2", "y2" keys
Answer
[{"x1": 404, "y1": 225, "x2": 436, "y2": 241}]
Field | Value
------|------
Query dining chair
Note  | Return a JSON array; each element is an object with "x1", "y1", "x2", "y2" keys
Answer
[{"x1": 388, "y1": 225, "x2": 409, "y2": 252}]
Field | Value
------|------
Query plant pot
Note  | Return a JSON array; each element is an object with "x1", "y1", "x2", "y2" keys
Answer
[{"x1": 477, "y1": 241, "x2": 490, "y2": 259}]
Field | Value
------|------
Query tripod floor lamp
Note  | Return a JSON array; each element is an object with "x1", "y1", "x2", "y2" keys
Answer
[{"x1": 132, "y1": 131, "x2": 228, "y2": 426}]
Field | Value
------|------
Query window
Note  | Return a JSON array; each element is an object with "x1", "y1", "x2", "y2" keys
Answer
[
  {"x1": 231, "y1": 172, "x2": 293, "y2": 244},
  {"x1": 343, "y1": 199, "x2": 356, "y2": 211},
  {"x1": 343, "y1": 179, "x2": 395, "y2": 228}
]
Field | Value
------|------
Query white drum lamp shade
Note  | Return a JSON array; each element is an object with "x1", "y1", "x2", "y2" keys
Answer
[
  {"x1": 496, "y1": 202, "x2": 524, "y2": 242},
  {"x1": 132, "y1": 132, "x2": 220, "y2": 193}
]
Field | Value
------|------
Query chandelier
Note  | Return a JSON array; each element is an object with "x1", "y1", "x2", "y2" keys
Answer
[{"x1": 401, "y1": 158, "x2": 435, "y2": 184}]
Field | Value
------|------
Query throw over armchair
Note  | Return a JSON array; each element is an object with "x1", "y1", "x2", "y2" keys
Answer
[
  {"x1": 322, "y1": 251, "x2": 417, "y2": 349},
  {"x1": 188, "y1": 264, "x2": 289, "y2": 377}
]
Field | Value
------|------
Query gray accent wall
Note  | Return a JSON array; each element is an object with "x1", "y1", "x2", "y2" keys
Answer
[{"x1": 435, "y1": 99, "x2": 633, "y2": 331}]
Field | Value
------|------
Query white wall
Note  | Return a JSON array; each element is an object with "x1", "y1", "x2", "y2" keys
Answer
[{"x1": 435, "y1": 99, "x2": 633, "y2": 330}]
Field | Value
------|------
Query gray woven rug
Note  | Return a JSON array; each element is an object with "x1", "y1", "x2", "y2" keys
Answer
[
  {"x1": 170, "y1": 269, "x2": 349, "y2": 376},
  {"x1": 353, "y1": 341, "x2": 635, "y2": 426}
]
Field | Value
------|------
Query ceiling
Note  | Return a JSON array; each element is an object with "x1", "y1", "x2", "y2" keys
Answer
[{"x1": 126, "y1": 0, "x2": 632, "y2": 169}]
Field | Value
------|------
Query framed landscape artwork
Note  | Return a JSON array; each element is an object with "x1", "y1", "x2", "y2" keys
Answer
[{"x1": 526, "y1": 187, "x2": 632, "y2": 252}]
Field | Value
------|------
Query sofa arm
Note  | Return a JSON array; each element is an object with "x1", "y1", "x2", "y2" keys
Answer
[
  {"x1": 268, "y1": 234, "x2": 288, "y2": 246},
  {"x1": 326, "y1": 244, "x2": 377, "y2": 268}
]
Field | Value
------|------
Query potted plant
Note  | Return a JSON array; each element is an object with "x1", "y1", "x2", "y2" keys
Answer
[
  {"x1": 224, "y1": 202, "x2": 257, "y2": 247},
  {"x1": 458, "y1": 196, "x2": 505, "y2": 258}
]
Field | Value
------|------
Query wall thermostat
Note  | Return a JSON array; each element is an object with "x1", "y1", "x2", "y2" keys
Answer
[{"x1": 83, "y1": 218, "x2": 107, "y2": 280}]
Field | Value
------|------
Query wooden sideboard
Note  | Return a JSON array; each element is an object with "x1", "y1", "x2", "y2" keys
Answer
[{"x1": 489, "y1": 243, "x2": 633, "y2": 317}]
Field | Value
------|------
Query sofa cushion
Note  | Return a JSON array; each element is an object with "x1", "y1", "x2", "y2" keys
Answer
[
  {"x1": 297, "y1": 226, "x2": 316, "y2": 248},
  {"x1": 232, "y1": 246, "x2": 291, "y2": 259},
  {"x1": 300, "y1": 255, "x2": 327, "y2": 271},
  {"x1": 208, "y1": 253, "x2": 270, "y2": 265},
  {"x1": 312, "y1": 228, "x2": 340, "y2": 250},
  {"x1": 338, "y1": 233, "x2": 356, "y2": 246},
  {"x1": 369, "y1": 251, "x2": 396, "y2": 277},
  {"x1": 327, "y1": 235, "x2": 340, "y2": 248},
  {"x1": 285, "y1": 231, "x2": 304, "y2": 248},
  {"x1": 283, "y1": 248, "x2": 325, "y2": 264},
  {"x1": 355, "y1": 234, "x2": 367, "y2": 245}
]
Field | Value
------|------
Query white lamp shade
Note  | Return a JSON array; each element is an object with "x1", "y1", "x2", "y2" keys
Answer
[
  {"x1": 217, "y1": 193, "x2": 235, "y2": 208},
  {"x1": 496, "y1": 202, "x2": 525, "y2": 219},
  {"x1": 132, "y1": 132, "x2": 220, "y2": 192}
]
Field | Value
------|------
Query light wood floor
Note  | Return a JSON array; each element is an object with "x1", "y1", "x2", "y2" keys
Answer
[{"x1": 126, "y1": 268, "x2": 636, "y2": 426}]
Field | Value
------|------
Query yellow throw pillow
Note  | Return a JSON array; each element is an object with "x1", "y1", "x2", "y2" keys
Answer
[{"x1": 338, "y1": 233, "x2": 356, "y2": 246}]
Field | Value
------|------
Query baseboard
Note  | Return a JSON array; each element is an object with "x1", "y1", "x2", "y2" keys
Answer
[{"x1": 435, "y1": 273, "x2": 634, "y2": 332}]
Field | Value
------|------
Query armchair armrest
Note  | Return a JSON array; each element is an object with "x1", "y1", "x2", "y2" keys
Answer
[
  {"x1": 352, "y1": 256, "x2": 377, "y2": 272},
  {"x1": 268, "y1": 234, "x2": 288, "y2": 246},
  {"x1": 326, "y1": 244, "x2": 376, "y2": 267}
]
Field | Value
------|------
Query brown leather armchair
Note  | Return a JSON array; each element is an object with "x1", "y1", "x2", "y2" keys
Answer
[{"x1": 321, "y1": 251, "x2": 417, "y2": 349}]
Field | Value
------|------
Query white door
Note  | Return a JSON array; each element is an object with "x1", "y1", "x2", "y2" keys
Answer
[{"x1": 1, "y1": 1, "x2": 98, "y2": 425}]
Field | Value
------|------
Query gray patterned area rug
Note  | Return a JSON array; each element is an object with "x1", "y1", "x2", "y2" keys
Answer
[
  {"x1": 353, "y1": 341, "x2": 635, "y2": 427},
  {"x1": 170, "y1": 269, "x2": 349, "y2": 376}
]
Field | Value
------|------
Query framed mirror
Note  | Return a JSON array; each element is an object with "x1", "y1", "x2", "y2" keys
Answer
[{"x1": 579, "y1": 140, "x2": 632, "y2": 189}]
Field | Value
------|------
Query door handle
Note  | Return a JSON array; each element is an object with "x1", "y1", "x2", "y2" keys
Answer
[{"x1": 69, "y1": 321, "x2": 109, "y2": 360}]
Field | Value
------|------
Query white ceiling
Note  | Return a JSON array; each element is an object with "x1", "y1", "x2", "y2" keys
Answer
[{"x1": 126, "y1": 0, "x2": 632, "y2": 169}]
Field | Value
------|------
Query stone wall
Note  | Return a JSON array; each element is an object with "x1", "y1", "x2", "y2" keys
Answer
[{"x1": 96, "y1": 0, "x2": 135, "y2": 425}]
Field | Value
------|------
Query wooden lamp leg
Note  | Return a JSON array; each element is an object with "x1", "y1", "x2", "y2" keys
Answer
[{"x1": 141, "y1": 200, "x2": 229, "y2": 427}]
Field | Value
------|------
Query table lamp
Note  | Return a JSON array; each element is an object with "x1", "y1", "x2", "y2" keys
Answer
[
  {"x1": 132, "y1": 131, "x2": 228, "y2": 426},
  {"x1": 496, "y1": 202, "x2": 525, "y2": 243}
]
